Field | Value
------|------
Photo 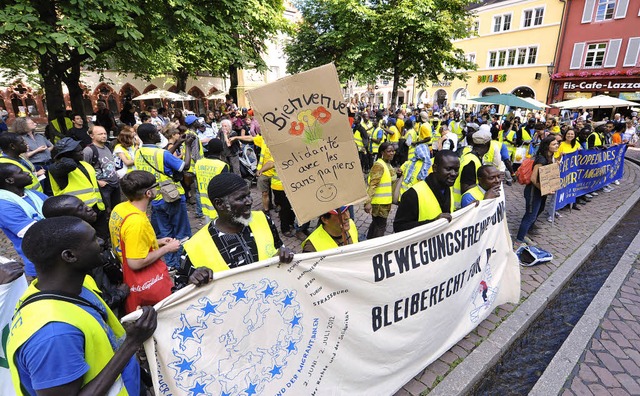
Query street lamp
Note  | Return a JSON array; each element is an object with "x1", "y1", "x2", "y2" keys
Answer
[{"x1": 547, "y1": 63, "x2": 555, "y2": 77}]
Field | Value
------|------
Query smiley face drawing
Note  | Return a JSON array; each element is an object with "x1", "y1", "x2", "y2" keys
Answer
[{"x1": 316, "y1": 183, "x2": 337, "y2": 202}]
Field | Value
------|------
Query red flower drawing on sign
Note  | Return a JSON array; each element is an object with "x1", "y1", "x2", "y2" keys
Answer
[
  {"x1": 312, "y1": 106, "x2": 331, "y2": 124},
  {"x1": 289, "y1": 121, "x2": 304, "y2": 135}
]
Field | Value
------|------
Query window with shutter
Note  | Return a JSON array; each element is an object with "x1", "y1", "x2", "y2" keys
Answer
[
  {"x1": 614, "y1": 0, "x2": 629, "y2": 18},
  {"x1": 570, "y1": 43, "x2": 586, "y2": 69},
  {"x1": 623, "y1": 37, "x2": 640, "y2": 67},
  {"x1": 604, "y1": 39, "x2": 622, "y2": 67},
  {"x1": 582, "y1": 0, "x2": 596, "y2": 22}
]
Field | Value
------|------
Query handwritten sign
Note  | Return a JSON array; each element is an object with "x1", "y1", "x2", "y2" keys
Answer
[
  {"x1": 247, "y1": 64, "x2": 367, "y2": 223},
  {"x1": 539, "y1": 162, "x2": 561, "y2": 196}
]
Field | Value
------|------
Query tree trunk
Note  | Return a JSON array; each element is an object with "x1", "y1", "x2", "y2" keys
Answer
[
  {"x1": 391, "y1": 70, "x2": 400, "y2": 110},
  {"x1": 38, "y1": 54, "x2": 65, "y2": 121},
  {"x1": 175, "y1": 68, "x2": 188, "y2": 92},
  {"x1": 228, "y1": 64, "x2": 239, "y2": 104},
  {"x1": 62, "y1": 63, "x2": 87, "y2": 123}
]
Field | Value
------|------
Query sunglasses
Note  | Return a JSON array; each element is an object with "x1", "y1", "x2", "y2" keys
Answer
[{"x1": 146, "y1": 182, "x2": 159, "y2": 192}]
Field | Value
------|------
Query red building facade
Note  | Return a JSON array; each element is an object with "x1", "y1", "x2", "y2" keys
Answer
[{"x1": 549, "y1": 0, "x2": 640, "y2": 109}]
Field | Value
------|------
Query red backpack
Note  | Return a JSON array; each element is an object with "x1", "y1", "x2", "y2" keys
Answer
[{"x1": 515, "y1": 157, "x2": 534, "y2": 185}]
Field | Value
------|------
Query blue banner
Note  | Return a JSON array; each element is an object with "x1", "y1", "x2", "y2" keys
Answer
[{"x1": 555, "y1": 145, "x2": 627, "y2": 209}]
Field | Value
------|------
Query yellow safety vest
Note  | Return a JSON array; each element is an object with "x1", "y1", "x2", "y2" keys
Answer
[
  {"x1": 7, "y1": 277, "x2": 128, "y2": 396},
  {"x1": 588, "y1": 132, "x2": 602, "y2": 148},
  {"x1": 0, "y1": 156, "x2": 43, "y2": 192},
  {"x1": 49, "y1": 118, "x2": 74, "y2": 143},
  {"x1": 271, "y1": 173, "x2": 284, "y2": 191},
  {"x1": 371, "y1": 127, "x2": 386, "y2": 155},
  {"x1": 388, "y1": 126, "x2": 400, "y2": 143},
  {"x1": 453, "y1": 152, "x2": 482, "y2": 209},
  {"x1": 412, "y1": 180, "x2": 454, "y2": 222},
  {"x1": 406, "y1": 128, "x2": 418, "y2": 160},
  {"x1": 301, "y1": 219, "x2": 359, "y2": 252},
  {"x1": 256, "y1": 139, "x2": 276, "y2": 177},
  {"x1": 451, "y1": 121, "x2": 464, "y2": 140},
  {"x1": 462, "y1": 185, "x2": 485, "y2": 207},
  {"x1": 50, "y1": 161, "x2": 105, "y2": 210},
  {"x1": 354, "y1": 129, "x2": 365, "y2": 151},
  {"x1": 432, "y1": 120, "x2": 442, "y2": 141},
  {"x1": 483, "y1": 140, "x2": 503, "y2": 166},
  {"x1": 134, "y1": 147, "x2": 184, "y2": 202},
  {"x1": 369, "y1": 159, "x2": 392, "y2": 205},
  {"x1": 399, "y1": 159, "x2": 429, "y2": 198},
  {"x1": 195, "y1": 158, "x2": 227, "y2": 219},
  {"x1": 361, "y1": 120, "x2": 374, "y2": 142},
  {"x1": 183, "y1": 211, "x2": 277, "y2": 272}
]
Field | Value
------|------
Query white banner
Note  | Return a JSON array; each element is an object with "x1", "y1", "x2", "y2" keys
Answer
[
  {"x1": 134, "y1": 196, "x2": 520, "y2": 395},
  {"x1": 0, "y1": 274, "x2": 28, "y2": 396}
]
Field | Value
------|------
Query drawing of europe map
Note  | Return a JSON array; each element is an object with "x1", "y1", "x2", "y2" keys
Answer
[{"x1": 167, "y1": 278, "x2": 304, "y2": 395}]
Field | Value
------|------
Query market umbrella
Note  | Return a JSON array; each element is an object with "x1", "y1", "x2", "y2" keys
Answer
[
  {"x1": 206, "y1": 90, "x2": 226, "y2": 100},
  {"x1": 132, "y1": 88, "x2": 183, "y2": 101},
  {"x1": 468, "y1": 93, "x2": 544, "y2": 110},
  {"x1": 454, "y1": 96, "x2": 490, "y2": 105},
  {"x1": 174, "y1": 91, "x2": 196, "y2": 102},
  {"x1": 550, "y1": 97, "x2": 590, "y2": 109},
  {"x1": 577, "y1": 94, "x2": 639, "y2": 109},
  {"x1": 520, "y1": 97, "x2": 550, "y2": 109}
]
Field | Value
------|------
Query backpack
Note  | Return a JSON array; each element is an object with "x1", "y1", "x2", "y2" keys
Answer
[
  {"x1": 516, "y1": 245, "x2": 553, "y2": 267},
  {"x1": 515, "y1": 157, "x2": 534, "y2": 185}
]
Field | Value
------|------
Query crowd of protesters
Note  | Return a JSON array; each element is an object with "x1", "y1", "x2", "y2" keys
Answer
[{"x1": 0, "y1": 94, "x2": 637, "y2": 395}]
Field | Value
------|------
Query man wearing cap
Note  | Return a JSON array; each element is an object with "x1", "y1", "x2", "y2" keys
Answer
[
  {"x1": 453, "y1": 126, "x2": 492, "y2": 209},
  {"x1": 301, "y1": 206, "x2": 358, "y2": 252},
  {"x1": 194, "y1": 138, "x2": 229, "y2": 221},
  {"x1": 394, "y1": 150, "x2": 459, "y2": 232},
  {"x1": 48, "y1": 137, "x2": 108, "y2": 240},
  {"x1": 461, "y1": 165, "x2": 502, "y2": 208},
  {"x1": 134, "y1": 123, "x2": 193, "y2": 269},
  {"x1": 182, "y1": 172, "x2": 293, "y2": 273}
]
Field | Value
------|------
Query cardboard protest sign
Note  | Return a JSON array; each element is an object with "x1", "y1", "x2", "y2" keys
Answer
[
  {"x1": 539, "y1": 162, "x2": 561, "y2": 196},
  {"x1": 247, "y1": 64, "x2": 367, "y2": 223}
]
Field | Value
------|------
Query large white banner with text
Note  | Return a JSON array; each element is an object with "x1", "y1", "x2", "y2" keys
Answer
[{"x1": 137, "y1": 196, "x2": 520, "y2": 395}]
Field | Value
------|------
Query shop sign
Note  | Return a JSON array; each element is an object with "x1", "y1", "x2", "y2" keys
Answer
[
  {"x1": 477, "y1": 74, "x2": 507, "y2": 83},
  {"x1": 619, "y1": 92, "x2": 640, "y2": 101},
  {"x1": 563, "y1": 80, "x2": 640, "y2": 90},
  {"x1": 432, "y1": 81, "x2": 452, "y2": 87},
  {"x1": 563, "y1": 92, "x2": 592, "y2": 99}
]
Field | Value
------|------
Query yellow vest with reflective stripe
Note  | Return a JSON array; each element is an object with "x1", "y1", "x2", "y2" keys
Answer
[
  {"x1": 195, "y1": 158, "x2": 227, "y2": 219},
  {"x1": 7, "y1": 276, "x2": 128, "y2": 396},
  {"x1": 588, "y1": 131, "x2": 602, "y2": 148},
  {"x1": 371, "y1": 127, "x2": 386, "y2": 154},
  {"x1": 50, "y1": 161, "x2": 105, "y2": 210},
  {"x1": 453, "y1": 152, "x2": 482, "y2": 209},
  {"x1": 0, "y1": 156, "x2": 43, "y2": 192},
  {"x1": 134, "y1": 147, "x2": 184, "y2": 201},
  {"x1": 354, "y1": 129, "x2": 364, "y2": 151},
  {"x1": 412, "y1": 180, "x2": 454, "y2": 222},
  {"x1": 451, "y1": 121, "x2": 464, "y2": 140},
  {"x1": 301, "y1": 219, "x2": 359, "y2": 252},
  {"x1": 462, "y1": 185, "x2": 485, "y2": 206},
  {"x1": 483, "y1": 140, "x2": 502, "y2": 166},
  {"x1": 183, "y1": 211, "x2": 277, "y2": 272},
  {"x1": 361, "y1": 120, "x2": 374, "y2": 139},
  {"x1": 369, "y1": 159, "x2": 392, "y2": 205},
  {"x1": 271, "y1": 173, "x2": 284, "y2": 191},
  {"x1": 49, "y1": 118, "x2": 74, "y2": 143}
]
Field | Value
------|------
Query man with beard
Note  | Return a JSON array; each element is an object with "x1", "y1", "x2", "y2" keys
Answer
[
  {"x1": 393, "y1": 150, "x2": 460, "y2": 232},
  {"x1": 182, "y1": 173, "x2": 293, "y2": 274}
]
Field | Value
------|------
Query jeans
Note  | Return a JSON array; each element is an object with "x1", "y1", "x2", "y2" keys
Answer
[
  {"x1": 194, "y1": 189, "x2": 203, "y2": 217},
  {"x1": 516, "y1": 184, "x2": 547, "y2": 242},
  {"x1": 99, "y1": 183, "x2": 122, "y2": 212},
  {"x1": 151, "y1": 199, "x2": 192, "y2": 269}
]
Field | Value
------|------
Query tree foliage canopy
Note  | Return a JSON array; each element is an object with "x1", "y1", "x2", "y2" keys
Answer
[
  {"x1": 285, "y1": 0, "x2": 476, "y2": 104},
  {"x1": 0, "y1": 0, "x2": 288, "y2": 117}
]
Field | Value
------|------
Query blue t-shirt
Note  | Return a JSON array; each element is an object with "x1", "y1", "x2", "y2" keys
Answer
[
  {"x1": 0, "y1": 190, "x2": 47, "y2": 276},
  {"x1": 461, "y1": 187, "x2": 485, "y2": 208},
  {"x1": 500, "y1": 143, "x2": 510, "y2": 161},
  {"x1": 15, "y1": 287, "x2": 140, "y2": 395}
]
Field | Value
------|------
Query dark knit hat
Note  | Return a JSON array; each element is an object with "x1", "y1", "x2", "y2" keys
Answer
[
  {"x1": 208, "y1": 172, "x2": 247, "y2": 200},
  {"x1": 206, "y1": 138, "x2": 224, "y2": 154}
]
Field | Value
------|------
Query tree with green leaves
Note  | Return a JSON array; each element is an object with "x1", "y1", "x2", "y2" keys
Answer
[
  {"x1": 285, "y1": 0, "x2": 476, "y2": 106},
  {"x1": 0, "y1": 0, "x2": 287, "y2": 121}
]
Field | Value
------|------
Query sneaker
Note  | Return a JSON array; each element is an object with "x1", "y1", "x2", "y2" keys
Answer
[
  {"x1": 585, "y1": 193, "x2": 594, "y2": 198},
  {"x1": 547, "y1": 216, "x2": 553, "y2": 223},
  {"x1": 555, "y1": 212, "x2": 562, "y2": 218},
  {"x1": 603, "y1": 186, "x2": 613, "y2": 192},
  {"x1": 513, "y1": 240, "x2": 528, "y2": 250},
  {"x1": 571, "y1": 204, "x2": 581, "y2": 211},
  {"x1": 614, "y1": 180, "x2": 620, "y2": 185},
  {"x1": 591, "y1": 191, "x2": 599, "y2": 196},
  {"x1": 523, "y1": 236, "x2": 535, "y2": 245}
]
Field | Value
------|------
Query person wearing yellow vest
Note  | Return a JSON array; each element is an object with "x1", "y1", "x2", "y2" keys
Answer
[
  {"x1": 7, "y1": 216, "x2": 157, "y2": 396},
  {"x1": 48, "y1": 137, "x2": 109, "y2": 240},
  {"x1": 394, "y1": 150, "x2": 459, "y2": 232},
  {"x1": 417, "y1": 111, "x2": 433, "y2": 147},
  {"x1": 369, "y1": 115, "x2": 387, "y2": 163},
  {"x1": 301, "y1": 206, "x2": 358, "y2": 252},
  {"x1": 0, "y1": 133, "x2": 44, "y2": 193},
  {"x1": 195, "y1": 138, "x2": 229, "y2": 221},
  {"x1": 364, "y1": 142, "x2": 400, "y2": 239},
  {"x1": 353, "y1": 114, "x2": 371, "y2": 173},
  {"x1": 182, "y1": 172, "x2": 293, "y2": 274},
  {"x1": 453, "y1": 127, "x2": 492, "y2": 209},
  {"x1": 133, "y1": 123, "x2": 193, "y2": 270},
  {"x1": 460, "y1": 165, "x2": 502, "y2": 208},
  {"x1": 46, "y1": 109, "x2": 73, "y2": 144},
  {"x1": 361, "y1": 113, "x2": 375, "y2": 171}
]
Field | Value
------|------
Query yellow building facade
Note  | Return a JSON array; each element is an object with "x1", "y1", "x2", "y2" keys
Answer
[{"x1": 436, "y1": 0, "x2": 565, "y2": 108}]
